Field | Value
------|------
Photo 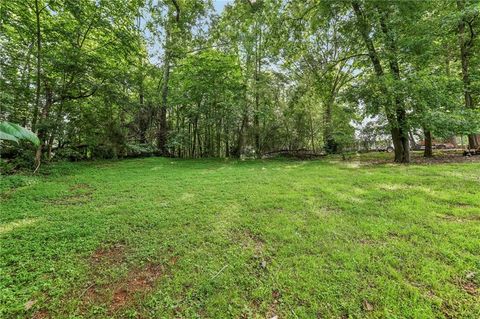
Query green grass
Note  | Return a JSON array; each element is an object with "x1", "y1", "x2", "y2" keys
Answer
[{"x1": 1, "y1": 156, "x2": 479, "y2": 318}]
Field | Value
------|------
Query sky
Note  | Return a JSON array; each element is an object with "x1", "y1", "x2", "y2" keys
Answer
[
  {"x1": 144, "y1": 0, "x2": 232, "y2": 64},
  {"x1": 213, "y1": 1, "x2": 231, "y2": 13}
]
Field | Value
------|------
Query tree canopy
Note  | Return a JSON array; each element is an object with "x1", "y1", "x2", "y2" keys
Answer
[{"x1": 1, "y1": 0, "x2": 479, "y2": 166}]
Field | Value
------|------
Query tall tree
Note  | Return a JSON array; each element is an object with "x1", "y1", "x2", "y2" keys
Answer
[
  {"x1": 351, "y1": 0, "x2": 410, "y2": 162},
  {"x1": 457, "y1": 0, "x2": 479, "y2": 148}
]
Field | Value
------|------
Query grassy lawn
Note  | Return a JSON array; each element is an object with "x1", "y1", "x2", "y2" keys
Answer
[{"x1": 1, "y1": 155, "x2": 479, "y2": 318}]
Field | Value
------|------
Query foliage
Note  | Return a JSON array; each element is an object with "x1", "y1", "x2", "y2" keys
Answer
[
  {"x1": 0, "y1": 122, "x2": 39, "y2": 146},
  {"x1": 1, "y1": 0, "x2": 479, "y2": 166}
]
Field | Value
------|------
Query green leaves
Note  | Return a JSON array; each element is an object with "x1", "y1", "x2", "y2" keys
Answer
[
  {"x1": 0, "y1": 121, "x2": 40, "y2": 146},
  {"x1": 1, "y1": 0, "x2": 479, "y2": 159}
]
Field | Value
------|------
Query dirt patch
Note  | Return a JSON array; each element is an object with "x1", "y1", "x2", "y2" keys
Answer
[
  {"x1": 50, "y1": 192, "x2": 93, "y2": 205},
  {"x1": 79, "y1": 244, "x2": 175, "y2": 314},
  {"x1": 242, "y1": 299, "x2": 261, "y2": 318},
  {"x1": 463, "y1": 282, "x2": 478, "y2": 295},
  {"x1": 235, "y1": 228, "x2": 271, "y2": 274},
  {"x1": 241, "y1": 289, "x2": 281, "y2": 319},
  {"x1": 90, "y1": 243, "x2": 126, "y2": 266},
  {"x1": 450, "y1": 274, "x2": 479, "y2": 298},
  {"x1": 111, "y1": 289, "x2": 128, "y2": 309},
  {"x1": 82, "y1": 263, "x2": 164, "y2": 313},
  {"x1": 440, "y1": 302, "x2": 456, "y2": 319},
  {"x1": 48, "y1": 183, "x2": 94, "y2": 206},
  {"x1": 266, "y1": 289, "x2": 281, "y2": 318},
  {"x1": 236, "y1": 229, "x2": 265, "y2": 255},
  {"x1": 109, "y1": 263, "x2": 164, "y2": 311},
  {"x1": 32, "y1": 310, "x2": 49, "y2": 319}
]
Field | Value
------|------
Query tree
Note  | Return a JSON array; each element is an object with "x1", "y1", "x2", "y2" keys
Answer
[
  {"x1": 169, "y1": 49, "x2": 243, "y2": 157},
  {"x1": 456, "y1": 0, "x2": 479, "y2": 148},
  {"x1": 349, "y1": 0, "x2": 410, "y2": 162}
]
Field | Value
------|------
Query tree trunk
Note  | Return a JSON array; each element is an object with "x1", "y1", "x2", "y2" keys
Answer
[
  {"x1": 192, "y1": 116, "x2": 198, "y2": 158},
  {"x1": 157, "y1": 7, "x2": 177, "y2": 155},
  {"x1": 309, "y1": 113, "x2": 315, "y2": 153},
  {"x1": 32, "y1": 0, "x2": 42, "y2": 131},
  {"x1": 233, "y1": 111, "x2": 248, "y2": 158},
  {"x1": 394, "y1": 109, "x2": 410, "y2": 163},
  {"x1": 46, "y1": 102, "x2": 65, "y2": 160},
  {"x1": 216, "y1": 118, "x2": 221, "y2": 157},
  {"x1": 323, "y1": 97, "x2": 336, "y2": 154},
  {"x1": 253, "y1": 24, "x2": 262, "y2": 156},
  {"x1": 188, "y1": 121, "x2": 192, "y2": 157},
  {"x1": 378, "y1": 7, "x2": 410, "y2": 163},
  {"x1": 390, "y1": 127, "x2": 406, "y2": 162},
  {"x1": 225, "y1": 125, "x2": 230, "y2": 157},
  {"x1": 424, "y1": 129, "x2": 433, "y2": 158},
  {"x1": 34, "y1": 82, "x2": 53, "y2": 169},
  {"x1": 138, "y1": 76, "x2": 148, "y2": 144},
  {"x1": 468, "y1": 135, "x2": 479, "y2": 149},
  {"x1": 157, "y1": 51, "x2": 170, "y2": 154},
  {"x1": 197, "y1": 125, "x2": 202, "y2": 157}
]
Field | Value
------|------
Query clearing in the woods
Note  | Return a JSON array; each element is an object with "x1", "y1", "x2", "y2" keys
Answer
[{"x1": 1, "y1": 153, "x2": 479, "y2": 318}]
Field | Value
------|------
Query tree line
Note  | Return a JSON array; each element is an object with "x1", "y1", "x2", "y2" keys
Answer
[{"x1": 1, "y1": 0, "x2": 479, "y2": 168}]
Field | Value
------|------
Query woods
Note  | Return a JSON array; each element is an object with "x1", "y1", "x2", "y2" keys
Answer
[{"x1": 1, "y1": 0, "x2": 479, "y2": 166}]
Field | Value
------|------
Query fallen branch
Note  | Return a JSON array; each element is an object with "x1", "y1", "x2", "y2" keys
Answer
[{"x1": 210, "y1": 264, "x2": 229, "y2": 280}]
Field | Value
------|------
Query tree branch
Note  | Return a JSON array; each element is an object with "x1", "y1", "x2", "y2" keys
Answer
[
  {"x1": 465, "y1": 18, "x2": 476, "y2": 48},
  {"x1": 55, "y1": 80, "x2": 104, "y2": 103},
  {"x1": 171, "y1": 0, "x2": 180, "y2": 22}
]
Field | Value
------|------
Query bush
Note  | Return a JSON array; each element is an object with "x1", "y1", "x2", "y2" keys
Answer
[
  {"x1": 125, "y1": 143, "x2": 156, "y2": 158},
  {"x1": 54, "y1": 147, "x2": 87, "y2": 162},
  {"x1": 0, "y1": 143, "x2": 36, "y2": 174}
]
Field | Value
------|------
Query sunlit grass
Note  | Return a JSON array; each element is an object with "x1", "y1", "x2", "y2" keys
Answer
[{"x1": 1, "y1": 156, "x2": 479, "y2": 318}]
